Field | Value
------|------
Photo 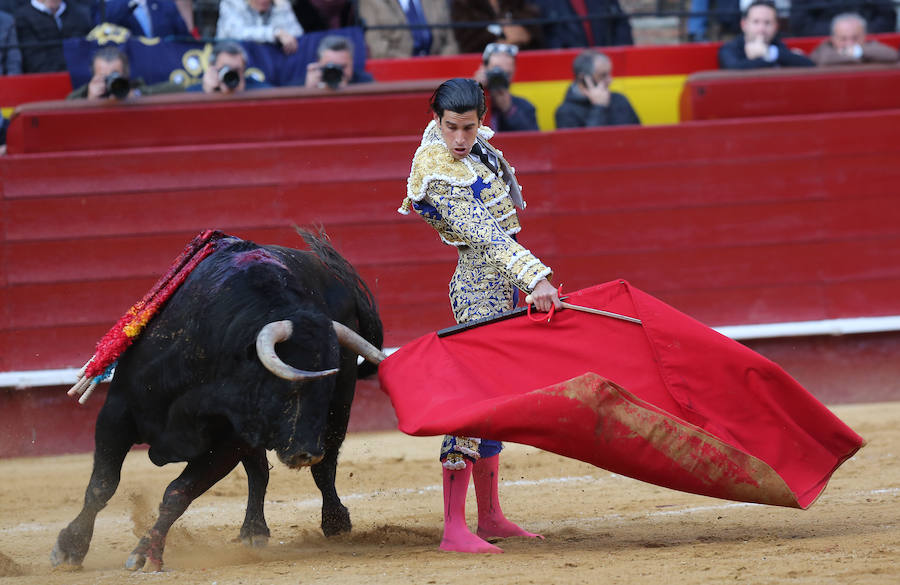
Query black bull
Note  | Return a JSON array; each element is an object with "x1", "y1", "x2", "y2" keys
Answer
[{"x1": 51, "y1": 232, "x2": 386, "y2": 571}]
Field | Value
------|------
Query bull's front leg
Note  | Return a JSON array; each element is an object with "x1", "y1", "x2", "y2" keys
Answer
[
  {"x1": 52, "y1": 395, "x2": 136, "y2": 567},
  {"x1": 310, "y1": 356, "x2": 356, "y2": 536},
  {"x1": 311, "y1": 447, "x2": 350, "y2": 536},
  {"x1": 125, "y1": 439, "x2": 246, "y2": 572},
  {"x1": 239, "y1": 447, "x2": 271, "y2": 547}
]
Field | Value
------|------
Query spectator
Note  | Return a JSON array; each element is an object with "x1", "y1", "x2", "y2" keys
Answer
[
  {"x1": 718, "y1": 0, "x2": 815, "y2": 69},
  {"x1": 1, "y1": 9, "x2": 22, "y2": 74},
  {"x1": 473, "y1": 42, "x2": 538, "y2": 132},
  {"x1": 291, "y1": 0, "x2": 356, "y2": 32},
  {"x1": 357, "y1": 0, "x2": 458, "y2": 59},
  {"x1": 555, "y1": 49, "x2": 639, "y2": 129},
  {"x1": 687, "y1": 0, "x2": 744, "y2": 41},
  {"x1": 449, "y1": 0, "x2": 543, "y2": 54},
  {"x1": 303, "y1": 33, "x2": 373, "y2": 89},
  {"x1": 92, "y1": 0, "x2": 190, "y2": 39},
  {"x1": 531, "y1": 0, "x2": 632, "y2": 48},
  {"x1": 216, "y1": 0, "x2": 303, "y2": 55},
  {"x1": 190, "y1": 41, "x2": 272, "y2": 93},
  {"x1": 14, "y1": 0, "x2": 92, "y2": 72},
  {"x1": 810, "y1": 12, "x2": 899, "y2": 65},
  {"x1": 66, "y1": 45, "x2": 182, "y2": 98},
  {"x1": 790, "y1": 0, "x2": 896, "y2": 37}
]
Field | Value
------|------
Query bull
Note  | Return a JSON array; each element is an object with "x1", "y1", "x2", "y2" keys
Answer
[{"x1": 50, "y1": 230, "x2": 385, "y2": 571}]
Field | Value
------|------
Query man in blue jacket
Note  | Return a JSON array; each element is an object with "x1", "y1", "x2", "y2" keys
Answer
[
  {"x1": 718, "y1": 0, "x2": 815, "y2": 69},
  {"x1": 93, "y1": 0, "x2": 190, "y2": 39}
]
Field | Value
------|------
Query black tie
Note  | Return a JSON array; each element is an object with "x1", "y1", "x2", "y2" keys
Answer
[{"x1": 472, "y1": 143, "x2": 499, "y2": 176}]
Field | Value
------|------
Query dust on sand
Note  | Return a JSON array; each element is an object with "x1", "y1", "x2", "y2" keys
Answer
[{"x1": 0, "y1": 402, "x2": 897, "y2": 585}]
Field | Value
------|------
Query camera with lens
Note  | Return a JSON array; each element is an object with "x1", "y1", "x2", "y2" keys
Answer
[
  {"x1": 320, "y1": 63, "x2": 345, "y2": 89},
  {"x1": 485, "y1": 67, "x2": 510, "y2": 91},
  {"x1": 218, "y1": 65, "x2": 241, "y2": 90},
  {"x1": 103, "y1": 71, "x2": 131, "y2": 99}
]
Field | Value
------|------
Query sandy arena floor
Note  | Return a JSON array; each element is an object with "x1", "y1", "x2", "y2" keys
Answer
[{"x1": 0, "y1": 401, "x2": 897, "y2": 585}]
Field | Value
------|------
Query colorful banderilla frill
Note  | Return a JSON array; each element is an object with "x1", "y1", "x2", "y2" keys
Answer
[{"x1": 68, "y1": 229, "x2": 229, "y2": 404}]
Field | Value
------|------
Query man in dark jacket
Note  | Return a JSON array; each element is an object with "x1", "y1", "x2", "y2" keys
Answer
[
  {"x1": 718, "y1": 0, "x2": 815, "y2": 69},
  {"x1": 92, "y1": 0, "x2": 191, "y2": 39},
  {"x1": 15, "y1": 0, "x2": 92, "y2": 72},
  {"x1": 473, "y1": 42, "x2": 538, "y2": 132},
  {"x1": 533, "y1": 0, "x2": 632, "y2": 48},
  {"x1": 555, "y1": 49, "x2": 639, "y2": 129}
]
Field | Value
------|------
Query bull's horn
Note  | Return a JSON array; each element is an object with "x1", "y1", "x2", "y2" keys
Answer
[
  {"x1": 256, "y1": 320, "x2": 339, "y2": 381},
  {"x1": 332, "y1": 321, "x2": 387, "y2": 365}
]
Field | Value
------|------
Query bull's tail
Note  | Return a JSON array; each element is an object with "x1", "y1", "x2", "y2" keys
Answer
[{"x1": 297, "y1": 228, "x2": 384, "y2": 378}]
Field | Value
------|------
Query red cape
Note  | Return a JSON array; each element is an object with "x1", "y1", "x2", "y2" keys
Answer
[{"x1": 378, "y1": 280, "x2": 865, "y2": 509}]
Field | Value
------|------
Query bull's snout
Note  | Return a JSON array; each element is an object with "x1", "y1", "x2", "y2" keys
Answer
[{"x1": 278, "y1": 450, "x2": 325, "y2": 468}]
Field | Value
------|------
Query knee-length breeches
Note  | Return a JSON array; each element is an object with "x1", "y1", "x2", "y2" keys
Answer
[{"x1": 440, "y1": 247, "x2": 514, "y2": 470}]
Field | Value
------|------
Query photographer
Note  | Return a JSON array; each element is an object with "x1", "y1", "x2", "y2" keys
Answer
[
  {"x1": 67, "y1": 46, "x2": 180, "y2": 100},
  {"x1": 554, "y1": 49, "x2": 639, "y2": 129},
  {"x1": 472, "y1": 43, "x2": 537, "y2": 132},
  {"x1": 304, "y1": 35, "x2": 373, "y2": 90},
  {"x1": 194, "y1": 41, "x2": 271, "y2": 94}
]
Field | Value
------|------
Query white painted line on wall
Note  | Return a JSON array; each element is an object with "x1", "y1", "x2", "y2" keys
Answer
[{"x1": 3, "y1": 315, "x2": 900, "y2": 389}]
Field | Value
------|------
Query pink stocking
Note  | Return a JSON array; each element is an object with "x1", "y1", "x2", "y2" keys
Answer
[
  {"x1": 473, "y1": 455, "x2": 543, "y2": 540},
  {"x1": 439, "y1": 460, "x2": 503, "y2": 553}
]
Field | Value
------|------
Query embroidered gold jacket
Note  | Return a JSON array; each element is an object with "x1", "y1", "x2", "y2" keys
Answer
[{"x1": 399, "y1": 121, "x2": 552, "y2": 292}]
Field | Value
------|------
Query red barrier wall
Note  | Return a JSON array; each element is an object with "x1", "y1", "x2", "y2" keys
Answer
[
  {"x1": 3, "y1": 108, "x2": 900, "y2": 457},
  {"x1": 5, "y1": 81, "x2": 440, "y2": 154},
  {"x1": 0, "y1": 72, "x2": 73, "y2": 108},
  {"x1": 680, "y1": 65, "x2": 900, "y2": 121},
  {"x1": 3, "y1": 108, "x2": 900, "y2": 371}
]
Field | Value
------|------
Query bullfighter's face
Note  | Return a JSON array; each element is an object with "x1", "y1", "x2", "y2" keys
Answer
[{"x1": 435, "y1": 110, "x2": 483, "y2": 160}]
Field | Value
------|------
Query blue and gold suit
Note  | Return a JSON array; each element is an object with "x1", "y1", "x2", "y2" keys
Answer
[{"x1": 399, "y1": 121, "x2": 552, "y2": 469}]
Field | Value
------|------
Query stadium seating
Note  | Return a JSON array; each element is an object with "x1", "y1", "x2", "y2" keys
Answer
[{"x1": 681, "y1": 64, "x2": 900, "y2": 121}]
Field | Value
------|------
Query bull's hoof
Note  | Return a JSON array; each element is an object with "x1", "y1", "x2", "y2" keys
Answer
[
  {"x1": 50, "y1": 531, "x2": 89, "y2": 568},
  {"x1": 124, "y1": 551, "x2": 145, "y2": 572},
  {"x1": 239, "y1": 518, "x2": 270, "y2": 549},
  {"x1": 241, "y1": 533, "x2": 270, "y2": 548},
  {"x1": 124, "y1": 536, "x2": 162, "y2": 572},
  {"x1": 125, "y1": 553, "x2": 163, "y2": 573},
  {"x1": 50, "y1": 541, "x2": 83, "y2": 568},
  {"x1": 321, "y1": 504, "x2": 351, "y2": 537}
]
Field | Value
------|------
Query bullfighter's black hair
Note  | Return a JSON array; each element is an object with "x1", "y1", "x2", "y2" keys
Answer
[{"x1": 430, "y1": 78, "x2": 487, "y2": 120}]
